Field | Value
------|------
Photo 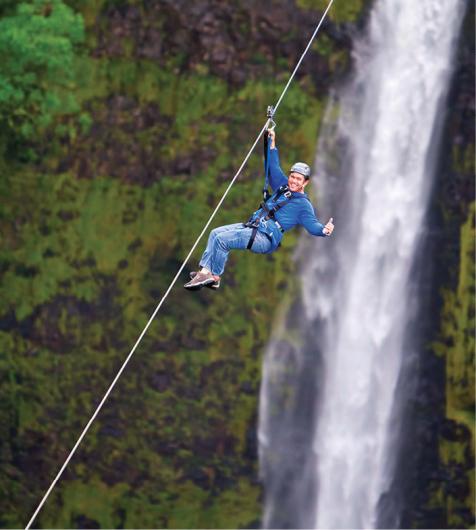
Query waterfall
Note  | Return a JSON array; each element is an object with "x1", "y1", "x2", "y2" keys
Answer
[{"x1": 258, "y1": 0, "x2": 465, "y2": 528}]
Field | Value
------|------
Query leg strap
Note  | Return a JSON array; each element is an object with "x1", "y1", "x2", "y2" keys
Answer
[{"x1": 247, "y1": 227, "x2": 258, "y2": 250}]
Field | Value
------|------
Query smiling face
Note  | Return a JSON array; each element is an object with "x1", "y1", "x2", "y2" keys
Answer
[{"x1": 288, "y1": 171, "x2": 310, "y2": 193}]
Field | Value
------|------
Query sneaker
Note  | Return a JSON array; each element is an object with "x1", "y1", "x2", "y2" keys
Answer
[
  {"x1": 189, "y1": 271, "x2": 220, "y2": 290},
  {"x1": 184, "y1": 271, "x2": 219, "y2": 291}
]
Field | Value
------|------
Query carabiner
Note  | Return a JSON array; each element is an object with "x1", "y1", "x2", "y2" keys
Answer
[
  {"x1": 267, "y1": 119, "x2": 276, "y2": 132},
  {"x1": 266, "y1": 105, "x2": 276, "y2": 131}
]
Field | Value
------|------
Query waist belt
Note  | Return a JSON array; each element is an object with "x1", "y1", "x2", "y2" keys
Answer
[{"x1": 243, "y1": 218, "x2": 283, "y2": 250}]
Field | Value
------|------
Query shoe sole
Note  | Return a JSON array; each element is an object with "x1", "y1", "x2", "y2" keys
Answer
[
  {"x1": 184, "y1": 280, "x2": 215, "y2": 291},
  {"x1": 189, "y1": 272, "x2": 220, "y2": 290}
]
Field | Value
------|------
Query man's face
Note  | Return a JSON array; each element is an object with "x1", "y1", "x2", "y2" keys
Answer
[{"x1": 288, "y1": 172, "x2": 309, "y2": 193}]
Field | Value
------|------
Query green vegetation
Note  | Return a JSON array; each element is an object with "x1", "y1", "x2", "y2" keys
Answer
[
  {"x1": 0, "y1": 0, "x2": 84, "y2": 155},
  {"x1": 0, "y1": 0, "x2": 472, "y2": 528},
  {"x1": 442, "y1": 203, "x2": 475, "y2": 427},
  {"x1": 297, "y1": 0, "x2": 368, "y2": 23},
  {"x1": 0, "y1": 1, "x2": 329, "y2": 527},
  {"x1": 434, "y1": 202, "x2": 475, "y2": 528}
]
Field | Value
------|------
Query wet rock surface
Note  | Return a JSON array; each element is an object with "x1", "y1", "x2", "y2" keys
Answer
[{"x1": 94, "y1": 0, "x2": 352, "y2": 88}]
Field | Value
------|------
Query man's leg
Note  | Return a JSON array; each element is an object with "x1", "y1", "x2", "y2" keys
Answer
[
  {"x1": 198, "y1": 223, "x2": 244, "y2": 273},
  {"x1": 210, "y1": 227, "x2": 274, "y2": 273},
  {"x1": 199, "y1": 223, "x2": 246, "y2": 274},
  {"x1": 184, "y1": 223, "x2": 254, "y2": 290}
]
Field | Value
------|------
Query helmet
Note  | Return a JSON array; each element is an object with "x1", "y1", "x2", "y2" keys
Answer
[{"x1": 290, "y1": 162, "x2": 311, "y2": 179}]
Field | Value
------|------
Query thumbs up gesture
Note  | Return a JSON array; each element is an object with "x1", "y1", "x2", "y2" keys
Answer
[{"x1": 323, "y1": 217, "x2": 334, "y2": 236}]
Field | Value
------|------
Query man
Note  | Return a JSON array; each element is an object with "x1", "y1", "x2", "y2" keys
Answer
[{"x1": 184, "y1": 129, "x2": 334, "y2": 290}]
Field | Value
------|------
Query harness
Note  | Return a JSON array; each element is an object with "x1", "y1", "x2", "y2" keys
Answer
[
  {"x1": 244, "y1": 106, "x2": 297, "y2": 250},
  {"x1": 244, "y1": 184, "x2": 294, "y2": 249}
]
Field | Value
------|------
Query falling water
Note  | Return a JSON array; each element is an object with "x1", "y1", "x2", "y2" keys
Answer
[{"x1": 258, "y1": 0, "x2": 465, "y2": 528}]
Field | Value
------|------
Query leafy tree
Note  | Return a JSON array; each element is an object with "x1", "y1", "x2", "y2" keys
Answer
[{"x1": 0, "y1": 0, "x2": 84, "y2": 156}]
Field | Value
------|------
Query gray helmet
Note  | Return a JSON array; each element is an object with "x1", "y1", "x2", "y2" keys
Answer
[{"x1": 290, "y1": 162, "x2": 311, "y2": 179}]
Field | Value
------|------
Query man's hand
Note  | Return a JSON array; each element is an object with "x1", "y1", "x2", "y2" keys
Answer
[
  {"x1": 323, "y1": 217, "x2": 334, "y2": 236},
  {"x1": 267, "y1": 129, "x2": 276, "y2": 149}
]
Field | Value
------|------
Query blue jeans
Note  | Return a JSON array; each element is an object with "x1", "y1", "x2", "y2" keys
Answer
[{"x1": 199, "y1": 223, "x2": 273, "y2": 276}]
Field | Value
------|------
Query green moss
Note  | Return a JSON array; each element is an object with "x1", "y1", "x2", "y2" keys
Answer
[
  {"x1": 297, "y1": 0, "x2": 367, "y2": 23},
  {"x1": 0, "y1": 0, "x2": 357, "y2": 525},
  {"x1": 313, "y1": 33, "x2": 335, "y2": 57},
  {"x1": 43, "y1": 478, "x2": 129, "y2": 529},
  {"x1": 0, "y1": 172, "x2": 173, "y2": 320},
  {"x1": 434, "y1": 202, "x2": 475, "y2": 527},
  {"x1": 439, "y1": 202, "x2": 475, "y2": 426},
  {"x1": 200, "y1": 478, "x2": 261, "y2": 528}
]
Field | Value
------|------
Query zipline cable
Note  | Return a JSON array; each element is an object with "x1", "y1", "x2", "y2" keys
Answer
[
  {"x1": 24, "y1": 1, "x2": 334, "y2": 527},
  {"x1": 274, "y1": 0, "x2": 335, "y2": 114}
]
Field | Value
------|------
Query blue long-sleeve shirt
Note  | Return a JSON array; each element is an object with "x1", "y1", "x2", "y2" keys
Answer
[{"x1": 266, "y1": 147, "x2": 326, "y2": 237}]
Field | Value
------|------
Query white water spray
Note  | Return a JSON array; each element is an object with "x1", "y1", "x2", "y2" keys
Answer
[{"x1": 259, "y1": 0, "x2": 465, "y2": 528}]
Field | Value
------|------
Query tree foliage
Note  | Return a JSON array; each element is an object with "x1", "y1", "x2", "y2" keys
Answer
[{"x1": 0, "y1": 0, "x2": 84, "y2": 148}]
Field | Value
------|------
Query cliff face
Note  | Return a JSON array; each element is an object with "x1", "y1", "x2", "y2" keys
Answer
[
  {"x1": 0, "y1": 1, "x2": 473, "y2": 528},
  {"x1": 399, "y1": 3, "x2": 475, "y2": 528},
  {"x1": 0, "y1": 1, "x2": 364, "y2": 528}
]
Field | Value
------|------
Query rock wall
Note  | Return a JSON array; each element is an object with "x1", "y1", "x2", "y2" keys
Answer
[
  {"x1": 0, "y1": 1, "x2": 365, "y2": 528},
  {"x1": 397, "y1": 3, "x2": 475, "y2": 528},
  {"x1": 0, "y1": 0, "x2": 473, "y2": 528}
]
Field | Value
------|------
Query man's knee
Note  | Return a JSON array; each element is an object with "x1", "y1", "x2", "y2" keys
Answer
[
  {"x1": 209, "y1": 228, "x2": 222, "y2": 244},
  {"x1": 215, "y1": 232, "x2": 227, "y2": 249},
  {"x1": 211, "y1": 226, "x2": 228, "y2": 239}
]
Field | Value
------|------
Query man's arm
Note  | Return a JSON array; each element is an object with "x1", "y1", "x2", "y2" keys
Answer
[
  {"x1": 300, "y1": 203, "x2": 334, "y2": 237},
  {"x1": 266, "y1": 130, "x2": 288, "y2": 191}
]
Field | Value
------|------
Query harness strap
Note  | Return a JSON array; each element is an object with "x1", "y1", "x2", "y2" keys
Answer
[
  {"x1": 245, "y1": 184, "x2": 293, "y2": 248},
  {"x1": 251, "y1": 111, "x2": 292, "y2": 250},
  {"x1": 259, "y1": 185, "x2": 292, "y2": 222},
  {"x1": 260, "y1": 199, "x2": 286, "y2": 221},
  {"x1": 263, "y1": 131, "x2": 271, "y2": 201},
  {"x1": 262, "y1": 105, "x2": 276, "y2": 202},
  {"x1": 243, "y1": 222, "x2": 273, "y2": 249},
  {"x1": 246, "y1": 226, "x2": 258, "y2": 250}
]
